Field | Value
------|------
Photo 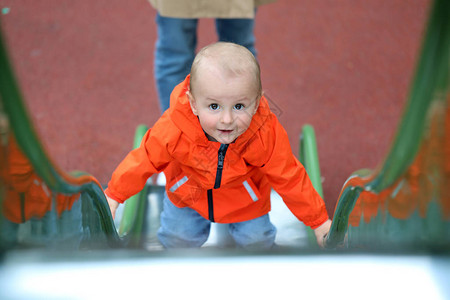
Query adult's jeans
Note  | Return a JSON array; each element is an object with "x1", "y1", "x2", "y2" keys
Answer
[
  {"x1": 154, "y1": 14, "x2": 257, "y2": 112},
  {"x1": 157, "y1": 193, "x2": 276, "y2": 249}
]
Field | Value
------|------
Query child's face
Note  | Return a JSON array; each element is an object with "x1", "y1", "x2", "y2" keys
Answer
[{"x1": 188, "y1": 64, "x2": 260, "y2": 144}]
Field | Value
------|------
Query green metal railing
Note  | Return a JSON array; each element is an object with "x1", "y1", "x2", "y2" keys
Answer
[{"x1": 325, "y1": 0, "x2": 449, "y2": 249}]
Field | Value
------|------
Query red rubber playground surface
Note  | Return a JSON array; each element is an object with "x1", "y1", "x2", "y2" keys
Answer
[{"x1": 0, "y1": 0, "x2": 430, "y2": 217}]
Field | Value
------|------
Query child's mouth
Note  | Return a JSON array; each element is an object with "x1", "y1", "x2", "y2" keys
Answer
[{"x1": 219, "y1": 129, "x2": 233, "y2": 134}]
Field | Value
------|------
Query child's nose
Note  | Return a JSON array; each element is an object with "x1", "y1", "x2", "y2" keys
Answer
[{"x1": 220, "y1": 109, "x2": 233, "y2": 124}]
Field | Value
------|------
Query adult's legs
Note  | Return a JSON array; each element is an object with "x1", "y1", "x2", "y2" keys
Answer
[
  {"x1": 154, "y1": 14, "x2": 198, "y2": 113},
  {"x1": 215, "y1": 17, "x2": 257, "y2": 57}
]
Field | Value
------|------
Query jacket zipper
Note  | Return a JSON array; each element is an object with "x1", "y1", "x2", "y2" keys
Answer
[
  {"x1": 208, "y1": 143, "x2": 229, "y2": 222},
  {"x1": 214, "y1": 144, "x2": 229, "y2": 189},
  {"x1": 207, "y1": 189, "x2": 214, "y2": 222}
]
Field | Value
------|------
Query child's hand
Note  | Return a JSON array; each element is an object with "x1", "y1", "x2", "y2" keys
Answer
[
  {"x1": 105, "y1": 195, "x2": 120, "y2": 219},
  {"x1": 313, "y1": 219, "x2": 332, "y2": 248}
]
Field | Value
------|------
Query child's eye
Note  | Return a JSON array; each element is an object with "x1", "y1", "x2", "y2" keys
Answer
[
  {"x1": 234, "y1": 104, "x2": 245, "y2": 110},
  {"x1": 209, "y1": 104, "x2": 219, "y2": 110}
]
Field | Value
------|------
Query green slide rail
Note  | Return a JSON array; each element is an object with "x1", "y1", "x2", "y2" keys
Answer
[
  {"x1": 299, "y1": 125, "x2": 324, "y2": 198},
  {"x1": 299, "y1": 124, "x2": 324, "y2": 247},
  {"x1": 325, "y1": 0, "x2": 450, "y2": 249},
  {"x1": 0, "y1": 25, "x2": 122, "y2": 249},
  {"x1": 117, "y1": 124, "x2": 150, "y2": 247}
]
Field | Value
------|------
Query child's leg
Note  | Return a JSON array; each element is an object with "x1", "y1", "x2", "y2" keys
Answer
[
  {"x1": 228, "y1": 214, "x2": 277, "y2": 250},
  {"x1": 157, "y1": 193, "x2": 210, "y2": 248}
]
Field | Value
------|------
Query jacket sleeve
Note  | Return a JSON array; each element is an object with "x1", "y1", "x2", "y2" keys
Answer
[
  {"x1": 104, "y1": 127, "x2": 172, "y2": 203},
  {"x1": 261, "y1": 118, "x2": 329, "y2": 229}
]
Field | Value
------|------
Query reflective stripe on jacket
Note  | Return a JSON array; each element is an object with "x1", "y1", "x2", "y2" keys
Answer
[{"x1": 105, "y1": 76, "x2": 328, "y2": 228}]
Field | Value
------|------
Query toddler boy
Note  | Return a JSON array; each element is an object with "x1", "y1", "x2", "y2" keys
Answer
[{"x1": 105, "y1": 42, "x2": 331, "y2": 249}]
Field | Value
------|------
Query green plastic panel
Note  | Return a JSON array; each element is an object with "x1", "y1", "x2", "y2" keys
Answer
[
  {"x1": 0, "y1": 25, "x2": 121, "y2": 250},
  {"x1": 325, "y1": 0, "x2": 450, "y2": 250}
]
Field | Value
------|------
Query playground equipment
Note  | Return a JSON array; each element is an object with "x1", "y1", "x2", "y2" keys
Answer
[
  {"x1": 0, "y1": 26, "x2": 121, "y2": 250},
  {"x1": 323, "y1": 0, "x2": 449, "y2": 250}
]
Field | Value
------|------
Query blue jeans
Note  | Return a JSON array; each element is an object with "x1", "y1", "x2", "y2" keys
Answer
[
  {"x1": 154, "y1": 14, "x2": 257, "y2": 112},
  {"x1": 157, "y1": 193, "x2": 276, "y2": 249}
]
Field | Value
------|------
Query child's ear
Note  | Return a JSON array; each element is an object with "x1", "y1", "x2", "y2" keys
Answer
[{"x1": 187, "y1": 90, "x2": 198, "y2": 116}]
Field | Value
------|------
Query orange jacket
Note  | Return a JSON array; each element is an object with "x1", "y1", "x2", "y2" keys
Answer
[{"x1": 105, "y1": 76, "x2": 328, "y2": 228}]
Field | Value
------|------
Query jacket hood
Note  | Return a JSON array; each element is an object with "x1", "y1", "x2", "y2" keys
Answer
[{"x1": 168, "y1": 75, "x2": 272, "y2": 146}]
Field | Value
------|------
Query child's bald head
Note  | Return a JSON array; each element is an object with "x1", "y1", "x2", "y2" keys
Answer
[{"x1": 189, "y1": 42, "x2": 262, "y2": 98}]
